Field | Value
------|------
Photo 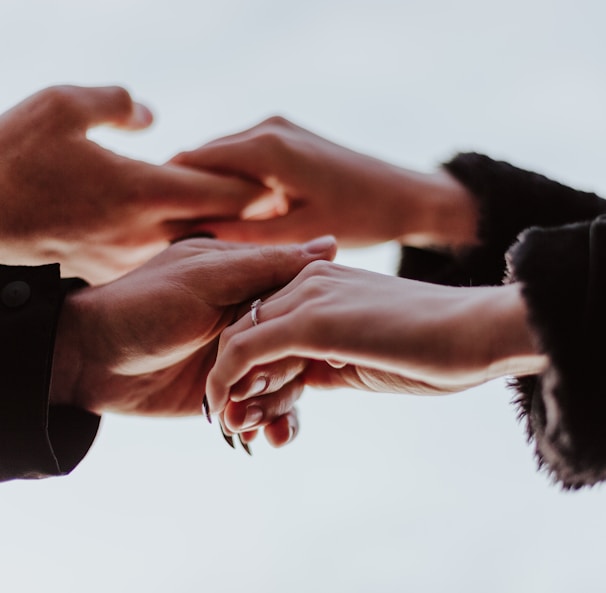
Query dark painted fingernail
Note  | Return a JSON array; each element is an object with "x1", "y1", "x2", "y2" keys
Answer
[
  {"x1": 202, "y1": 394, "x2": 212, "y2": 424},
  {"x1": 170, "y1": 231, "x2": 216, "y2": 245},
  {"x1": 238, "y1": 434, "x2": 252, "y2": 456},
  {"x1": 220, "y1": 425, "x2": 235, "y2": 449}
]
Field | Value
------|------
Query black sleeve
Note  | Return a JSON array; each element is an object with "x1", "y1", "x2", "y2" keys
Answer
[
  {"x1": 399, "y1": 152, "x2": 606, "y2": 286},
  {"x1": 0, "y1": 264, "x2": 100, "y2": 481},
  {"x1": 506, "y1": 217, "x2": 606, "y2": 488},
  {"x1": 397, "y1": 154, "x2": 606, "y2": 488}
]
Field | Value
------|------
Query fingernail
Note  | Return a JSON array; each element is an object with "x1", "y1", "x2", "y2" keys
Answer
[
  {"x1": 238, "y1": 434, "x2": 252, "y2": 456},
  {"x1": 131, "y1": 102, "x2": 153, "y2": 127},
  {"x1": 288, "y1": 423, "x2": 297, "y2": 443},
  {"x1": 251, "y1": 377, "x2": 268, "y2": 396},
  {"x1": 240, "y1": 405, "x2": 263, "y2": 431},
  {"x1": 202, "y1": 394, "x2": 212, "y2": 424},
  {"x1": 304, "y1": 235, "x2": 336, "y2": 255},
  {"x1": 220, "y1": 425, "x2": 235, "y2": 449}
]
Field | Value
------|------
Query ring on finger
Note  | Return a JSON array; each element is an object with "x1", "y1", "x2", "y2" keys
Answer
[{"x1": 250, "y1": 298, "x2": 262, "y2": 327}]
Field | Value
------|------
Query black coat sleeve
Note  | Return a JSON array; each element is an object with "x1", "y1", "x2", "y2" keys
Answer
[
  {"x1": 398, "y1": 153, "x2": 606, "y2": 488},
  {"x1": 0, "y1": 264, "x2": 100, "y2": 481},
  {"x1": 506, "y1": 217, "x2": 606, "y2": 488},
  {"x1": 399, "y1": 153, "x2": 606, "y2": 286}
]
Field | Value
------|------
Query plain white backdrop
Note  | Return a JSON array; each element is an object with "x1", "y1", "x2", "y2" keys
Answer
[{"x1": 1, "y1": 1, "x2": 606, "y2": 591}]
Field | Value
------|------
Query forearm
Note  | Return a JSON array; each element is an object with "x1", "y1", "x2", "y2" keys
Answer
[
  {"x1": 384, "y1": 165, "x2": 479, "y2": 248},
  {"x1": 468, "y1": 283, "x2": 547, "y2": 381},
  {"x1": 333, "y1": 145, "x2": 480, "y2": 248},
  {"x1": 386, "y1": 281, "x2": 547, "y2": 389}
]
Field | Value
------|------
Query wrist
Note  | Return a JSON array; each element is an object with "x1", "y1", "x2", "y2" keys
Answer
[
  {"x1": 395, "y1": 168, "x2": 480, "y2": 248},
  {"x1": 49, "y1": 290, "x2": 85, "y2": 409},
  {"x1": 469, "y1": 283, "x2": 547, "y2": 381}
]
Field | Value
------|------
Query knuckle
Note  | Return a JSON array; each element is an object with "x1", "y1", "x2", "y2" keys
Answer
[
  {"x1": 299, "y1": 279, "x2": 325, "y2": 301},
  {"x1": 303, "y1": 259, "x2": 332, "y2": 276},
  {"x1": 39, "y1": 85, "x2": 77, "y2": 113},
  {"x1": 106, "y1": 85, "x2": 132, "y2": 111},
  {"x1": 259, "y1": 244, "x2": 281, "y2": 264},
  {"x1": 170, "y1": 150, "x2": 189, "y2": 164},
  {"x1": 219, "y1": 323, "x2": 238, "y2": 344},
  {"x1": 262, "y1": 115, "x2": 291, "y2": 128},
  {"x1": 225, "y1": 333, "x2": 250, "y2": 362},
  {"x1": 256, "y1": 130, "x2": 287, "y2": 152},
  {"x1": 251, "y1": 117, "x2": 293, "y2": 149}
]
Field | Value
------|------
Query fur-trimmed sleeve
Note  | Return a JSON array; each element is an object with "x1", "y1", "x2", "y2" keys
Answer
[
  {"x1": 397, "y1": 154, "x2": 606, "y2": 487},
  {"x1": 399, "y1": 153, "x2": 606, "y2": 287},
  {"x1": 507, "y1": 217, "x2": 606, "y2": 488}
]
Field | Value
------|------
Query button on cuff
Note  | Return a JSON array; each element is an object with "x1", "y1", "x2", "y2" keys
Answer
[{"x1": 1, "y1": 281, "x2": 32, "y2": 308}]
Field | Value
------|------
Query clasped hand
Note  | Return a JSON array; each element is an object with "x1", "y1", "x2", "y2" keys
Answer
[
  {"x1": 206, "y1": 262, "x2": 546, "y2": 438},
  {"x1": 0, "y1": 85, "x2": 273, "y2": 284},
  {"x1": 51, "y1": 236, "x2": 338, "y2": 448},
  {"x1": 168, "y1": 116, "x2": 545, "y2": 442}
]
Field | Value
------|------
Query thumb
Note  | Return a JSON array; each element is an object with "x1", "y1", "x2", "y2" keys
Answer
[
  {"x1": 58, "y1": 85, "x2": 154, "y2": 130},
  {"x1": 211, "y1": 236, "x2": 337, "y2": 305}
]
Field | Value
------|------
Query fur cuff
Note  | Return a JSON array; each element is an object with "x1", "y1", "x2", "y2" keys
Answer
[
  {"x1": 507, "y1": 217, "x2": 606, "y2": 488},
  {"x1": 399, "y1": 153, "x2": 606, "y2": 288}
]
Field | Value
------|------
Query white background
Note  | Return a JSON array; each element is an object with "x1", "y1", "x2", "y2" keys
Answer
[{"x1": 1, "y1": 1, "x2": 606, "y2": 591}]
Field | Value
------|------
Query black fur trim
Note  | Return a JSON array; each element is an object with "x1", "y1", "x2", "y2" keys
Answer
[
  {"x1": 399, "y1": 153, "x2": 606, "y2": 288},
  {"x1": 508, "y1": 218, "x2": 606, "y2": 488}
]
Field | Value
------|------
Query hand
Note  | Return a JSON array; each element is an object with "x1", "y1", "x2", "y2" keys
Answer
[
  {"x1": 50, "y1": 236, "x2": 337, "y2": 446},
  {"x1": 207, "y1": 261, "x2": 547, "y2": 425},
  {"x1": 171, "y1": 116, "x2": 478, "y2": 248},
  {"x1": 0, "y1": 85, "x2": 271, "y2": 283}
]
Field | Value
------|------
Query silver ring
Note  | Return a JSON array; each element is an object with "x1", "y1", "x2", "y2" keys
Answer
[{"x1": 250, "y1": 298, "x2": 262, "y2": 327}]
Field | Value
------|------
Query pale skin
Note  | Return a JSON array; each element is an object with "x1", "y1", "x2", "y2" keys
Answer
[
  {"x1": 206, "y1": 262, "x2": 547, "y2": 432},
  {"x1": 50, "y1": 236, "x2": 337, "y2": 447},
  {"x1": 174, "y1": 118, "x2": 546, "y2": 436},
  {"x1": 0, "y1": 85, "x2": 272, "y2": 284},
  {"x1": 171, "y1": 115, "x2": 479, "y2": 249}
]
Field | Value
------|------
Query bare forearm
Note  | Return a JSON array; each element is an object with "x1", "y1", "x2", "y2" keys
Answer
[
  {"x1": 469, "y1": 283, "x2": 547, "y2": 381},
  {"x1": 388, "y1": 166, "x2": 480, "y2": 248}
]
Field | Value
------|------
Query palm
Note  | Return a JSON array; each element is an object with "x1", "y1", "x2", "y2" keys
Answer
[{"x1": 101, "y1": 344, "x2": 218, "y2": 416}]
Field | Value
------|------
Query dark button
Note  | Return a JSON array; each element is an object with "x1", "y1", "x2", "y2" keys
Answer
[{"x1": 1, "y1": 280, "x2": 31, "y2": 308}]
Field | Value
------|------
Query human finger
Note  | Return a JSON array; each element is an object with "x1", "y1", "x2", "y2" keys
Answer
[
  {"x1": 197, "y1": 236, "x2": 337, "y2": 306},
  {"x1": 214, "y1": 427, "x2": 258, "y2": 452},
  {"x1": 172, "y1": 137, "x2": 267, "y2": 179},
  {"x1": 216, "y1": 261, "x2": 327, "y2": 342},
  {"x1": 223, "y1": 377, "x2": 304, "y2": 433},
  {"x1": 43, "y1": 85, "x2": 154, "y2": 130},
  {"x1": 127, "y1": 162, "x2": 277, "y2": 222},
  {"x1": 207, "y1": 260, "x2": 345, "y2": 411},
  {"x1": 263, "y1": 409, "x2": 299, "y2": 448},
  {"x1": 220, "y1": 411, "x2": 298, "y2": 449},
  {"x1": 238, "y1": 429, "x2": 259, "y2": 444},
  {"x1": 171, "y1": 118, "x2": 289, "y2": 183},
  {"x1": 207, "y1": 316, "x2": 308, "y2": 413},
  {"x1": 229, "y1": 357, "x2": 308, "y2": 402},
  {"x1": 195, "y1": 209, "x2": 325, "y2": 244}
]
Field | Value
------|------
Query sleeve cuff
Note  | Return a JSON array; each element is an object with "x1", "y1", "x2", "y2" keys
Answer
[
  {"x1": 0, "y1": 267, "x2": 100, "y2": 481},
  {"x1": 399, "y1": 153, "x2": 606, "y2": 287},
  {"x1": 507, "y1": 216, "x2": 606, "y2": 488}
]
